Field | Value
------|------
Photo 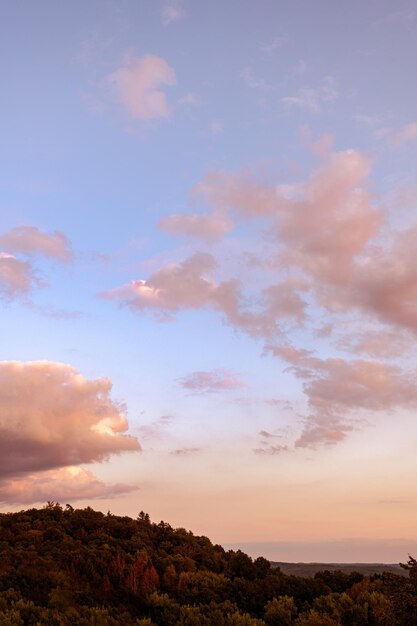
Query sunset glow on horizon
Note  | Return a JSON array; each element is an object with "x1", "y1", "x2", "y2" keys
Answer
[{"x1": 2, "y1": 0, "x2": 417, "y2": 562}]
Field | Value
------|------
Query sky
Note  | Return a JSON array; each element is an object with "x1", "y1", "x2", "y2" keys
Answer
[{"x1": 1, "y1": 0, "x2": 417, "y2": 562}]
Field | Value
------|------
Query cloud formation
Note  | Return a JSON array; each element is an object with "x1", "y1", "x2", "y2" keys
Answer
[
  {"x1": 158, "y1": 211, "x2": 233, "y2": 242},
  {"x1": 0, "y1": 226, "x2": 73, "y2": 262},
  {"x1": 102, "y1": 252, "x2": 305, "y2": 336},
  {"x1": 102, "y1": 252, "x2": 220, "y2": 316},
  {"x1": 254, "y1": 445, "x2": 288, "y2": 455},
  {"x1": 192, "y1": 170, "x2": 281, "y2": 217},
  {"x1": 0, "y1": 360, "x2": 140, "y2": 478},
  {"x1": 106, "y1": 150, "x2": 375, "y2": 332},
  {"x1": 0, "y1": 466, "x2": 137, "y2": 505},
  {"x1": 138, "y1": 415, "x2": 174, "y2": 441},
  {"x1": 271, "y1": 346, "x2": 417, "y2": 447},
  {"x1": 105, "y1": 148, "x2": 417, "y2": 449},
  {"x1": 337, "y1": 328, "x2": 411, "y2": 358},
  {"x1": 107, "y1": 54, "x2": 176, "y2": 119},
  {"x1": 0, "y1": 253, "x2": 40, "y2": 299},
  {"x1": 179, "y1": 369, "x2": 245, "y2": 393},
  {"x1": 390, "y1": 122, "x2": 417, "y2": 145},
  {"x1": 161, "y1": 0, "x2": 185, "y2": 25},
  {"x1": 171, "y1": 447, "x2": 201, "y2": 456},
  {"x1": 281, "y1": 76, "x2": 338, "y2": 112},
  {"x1": 0, "y1": 225, "x2": 73, "y2": 302}
]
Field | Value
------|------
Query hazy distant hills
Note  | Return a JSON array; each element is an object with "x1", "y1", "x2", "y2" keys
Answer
[{"x1": 271, "y1": 561, "x2": 408, "y2": 577}]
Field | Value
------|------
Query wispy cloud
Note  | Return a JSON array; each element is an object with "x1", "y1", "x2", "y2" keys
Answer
[
  {"x1": 258, "y1": 429, "x2": 283, "y2": 439},
  {"x1": 0, "y1": 226, "x2": 73, "y2": 302},
  {"x1": 161, "y1": 0, "x2": 185, "y2": 25},
  {"x1": 391, "y1": 122, "x2": 417, "y2": 145},
  {"x1": 107, "y1": 54, "x2": 176, "y2": 120},
  {"x1": 0, "y1": 253, "x2": 41, "y2": 300},
  {"x1": 158, "y1": 211, "x2": 233, "y2": 242},
  {"x1": 241, "y1": 67, "x2": 273, "y2": 90},
  {"x1": 270, "y1": 346, "x2": 417, "y2": 448},
  {"x1": 282, "y1": 76, "x2": 338, "y2": 112},
  {"x1": 259, "y1": 35, "x2": 288, "y2": 54},
  {"x1": 179, "y1": 369, "x2": 245, "y2": 393},
  {"x1": 352, "y1": 113, "x2": 385, "y2": 127},
  {"x1": 177, "y1": 92, "x2": 200, "y2": 106},
  {"x1": 138, "y1": 415, "x2": 174, "y2": 441},
  {"x1": 373, "y1": 6, "x2": 417, "y2": 31},
  {"x1": 337, "y1": 328, "x2": 412, "y2": 358},
  {"x1": 210, "y1": 119, "x2": 224, "y2": 134},
  {"x1": 254, "y1": 445, "x2": 288, "y2": 455},
  {"x1": 171, "y1": 447, "x2": 201, "y2": 456},
  {"x1": 0, "y1": 226, "x2": 73, "y2": 262}
]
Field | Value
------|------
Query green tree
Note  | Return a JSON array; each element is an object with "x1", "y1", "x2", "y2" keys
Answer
[{"x1": 264, "y1": 596, "x2": 297, "y2": 625}]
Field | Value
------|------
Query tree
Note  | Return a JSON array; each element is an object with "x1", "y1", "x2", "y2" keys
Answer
[
  {"x1": 400, "y1": 555, "x2": 417, "y2": 580},
  {"x1": 264, "y1": 596, "x2": 297, "y2": 625}
]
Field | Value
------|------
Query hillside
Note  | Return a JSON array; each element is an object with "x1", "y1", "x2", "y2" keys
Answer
[{"x1": 0, "y1": 503, "x2": 415, "y2": 625}]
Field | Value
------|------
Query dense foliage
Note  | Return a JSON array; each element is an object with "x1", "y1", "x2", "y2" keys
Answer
[{"x1": 0, "y1": 503, "x2": 415, "y2": 625}]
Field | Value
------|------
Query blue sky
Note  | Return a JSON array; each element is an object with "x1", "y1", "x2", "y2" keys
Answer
[{"x1": 1, "y1": 0, "x2": 417, "y2": 561}]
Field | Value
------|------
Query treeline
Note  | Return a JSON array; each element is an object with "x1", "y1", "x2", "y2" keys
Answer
[{"x1": 0, "y1": 503, "x2": 415, "y2": 625}]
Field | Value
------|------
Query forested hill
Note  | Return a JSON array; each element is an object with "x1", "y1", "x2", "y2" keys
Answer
[{"x1": 0, "y1": 504, "x2": 416, "y2": 625}]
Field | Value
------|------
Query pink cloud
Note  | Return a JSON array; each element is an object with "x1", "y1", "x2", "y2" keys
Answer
[
  {"x1": 138, "y1": 414, "x2": 174, "y2": 441},
  {"x1": 102, "y1": 252, "x2": 218, "y2": 315},
  {"x1": 192, "y1": 170, "x2": 282, "y2": 218},
  {"x1": 103, "y1": 150, "x2": 397, "y2": 349},
  {"x1": 0, "y1": 360, "x2": 140, "y2": 478},
  {"x1": 345, "y1": 223, "x2": 417, "y2": 332},
  {"x1": 310, "y1": 134, "x2": 334, "y2": 157},
  {"x1": 158, "y1": 211, "x2": 234, "y2": 242},
  {"x1": 190, "y1": 150, "x2": 379, "y2": 288},
  {"x1": 107, "y1": 54, "x2": 176, "y2": 119},
  {"x1": 337, "y1": 328, "x2": 412, "y2": 358},
  {"x1": 265, "y1": 153, "x2": 417, "y2": 338},
  {"x1": 171, "y1": 447, "x2": 201, "y2": 456},
  {"x1": 262, "y1": 278, "x2": 307, "y2": 323},
  {"x1": 102, "y1": 252, "x2": 306, "y2": 337},
  {"x1": 277, "y1": 150, "x2": 380, "y2": 280},
  {"x1": 0, "y1": 253, "x2": 41, "y2": 299},
  {"x1": 104, "y1": 147, "x2": 417, "y2": 450},
  {"x1": 0, "y1": 226, "x2": 73, "y2": 302},
  {"x1": 0, "y1": 225, "x2": 73, "y2": 262},
  {"x1": 272, "y1": 346, "x2": 417, "y2": 447},
  {"x1": 179, "y1": 369, "x2": 245, "y2": 393},
  {"x1": 294, "y1": 420, "x2": 353, "y2": 449},
  {"x1": 254, "y1": 445, "x2": 288, "y2": 455},
  {"x1": 300, "y1": 127, "x2": 334, "y2": 157},
  {"x1": 105, "y1": 150, "x2": 381, "y2": 342},
  {"x1": 0, "y1": 466, "x2": 137, "y2": 505},
  {"x1": 391, "y1": 122, "x2": 417, "y2": 145}
]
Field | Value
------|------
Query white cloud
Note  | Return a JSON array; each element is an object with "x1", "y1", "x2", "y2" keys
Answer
[{"x1": 282, "y1": 76, "x2": 338, "y2": 113}]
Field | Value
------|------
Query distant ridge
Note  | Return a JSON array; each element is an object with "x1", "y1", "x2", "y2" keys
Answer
[{"x1": 271, "y1": 561, "x2": 408, "y2": 577}]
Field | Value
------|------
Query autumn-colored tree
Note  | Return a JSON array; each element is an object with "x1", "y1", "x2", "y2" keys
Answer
[{"x1": 264, "y1": 595, "x2": 297, "y2": 625}]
